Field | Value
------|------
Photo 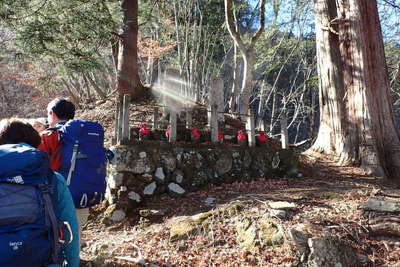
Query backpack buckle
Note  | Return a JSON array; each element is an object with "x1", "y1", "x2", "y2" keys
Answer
[{"x1": 59, "y1": 221, "x2": 73, "y2": 244}]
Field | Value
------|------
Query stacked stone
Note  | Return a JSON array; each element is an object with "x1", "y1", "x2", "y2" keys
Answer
[{"x1": 104, "y1": 144, "x2": 299, "y2": 223}]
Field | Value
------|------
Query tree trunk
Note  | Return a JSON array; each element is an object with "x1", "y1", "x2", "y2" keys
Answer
[
  {"x1": 270, "y1": 90, "x2": 277, "y2": 133},
  {"x1": 229, "y1": 34, "x2": 241, "y2": 115},
  {"x1": 310, "y1": 87, "x2": 317, "y2": 139},
  {"x1": 84, "y1": 73, "x2": 107, "y2": 100},
  {"x1": 309, "y1": 0, "x2": 400, "y2": 180},
  {"x1": 111, "y1": 37, "x2": 119, "y2": 73},
  {"x1": 239, "y1": 51, "x2": 254, "y2": 120},
  {"x1": 117, "y1": 0, "x2": 146, "y2": 99},
  {"x1": 60, "y1": 78, "x2": 81, "y2": 106},
  {"x1": 224, "y1": 0, "x2": 265, "y2": 120}
]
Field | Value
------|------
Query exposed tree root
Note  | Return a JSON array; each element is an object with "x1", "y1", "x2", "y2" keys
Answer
[{"x1": 369, "y1": 216, "x2": 400, "y2": 237}]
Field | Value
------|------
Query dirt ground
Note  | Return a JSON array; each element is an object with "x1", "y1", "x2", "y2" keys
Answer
[{"x1": 79, "y1": 155, "x2": 400, "y2": 267}]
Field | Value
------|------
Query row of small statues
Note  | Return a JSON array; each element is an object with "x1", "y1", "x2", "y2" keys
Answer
[{"x1": 137, "y1": 123, "x2": 269, "y2": 146}]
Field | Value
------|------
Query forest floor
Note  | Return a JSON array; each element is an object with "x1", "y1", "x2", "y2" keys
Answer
[
  {"x1": 79, "y1": 154, "x2": 400, "y2": 267},
  {"x1": 73, "y1": 99, "x2": 400, "y2": 267}
]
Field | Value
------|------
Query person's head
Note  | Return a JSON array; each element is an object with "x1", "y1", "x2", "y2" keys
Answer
[
  {"x1": 47, "y1": 98, "x2": 75, "y2": 127},
  {"x1": 0, "y1": 118, "x2": 41, "y2": 148},
  {"x1": 31, "y1": 117, "x2": 47, "y2": 133}
]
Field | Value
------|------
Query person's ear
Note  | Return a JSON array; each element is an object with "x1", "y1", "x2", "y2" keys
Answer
[{"x1": 51, "y1": 111, "x2": 58, "y2": 120}]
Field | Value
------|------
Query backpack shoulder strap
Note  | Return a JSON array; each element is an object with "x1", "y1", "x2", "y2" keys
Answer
[
  {"x1": 47, "y1": 121, "x2": 67, "y2": 134},
  {"x1": 66, "y1": 143, "x2": 79, "y2": 185},
  {"x1": 40, "y1": 170, "x2": 63, "y2": 265}
]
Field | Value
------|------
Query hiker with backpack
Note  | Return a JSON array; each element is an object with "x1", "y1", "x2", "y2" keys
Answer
[
  {"x1": 0, "y1": 118, "x2": 79, "y2": 267},
  {"x1": 39, "y1": 98, "x2": 107, "y2": 237}
]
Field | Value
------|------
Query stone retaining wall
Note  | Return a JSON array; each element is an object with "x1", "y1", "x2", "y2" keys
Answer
[{"x1": 105, "y1": 142, "x2": 299, "y2": 220}]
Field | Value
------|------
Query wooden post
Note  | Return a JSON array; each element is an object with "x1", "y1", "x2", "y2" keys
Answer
[
  {"x1": 208, "y1": 75, "x2": 220, "y2": 126},
  {"x1": 211, "y1": 104, "x2": 219, "y2": 143},
  {"x1": 259, "y1": 119, "x2": 265, "y2": 132},
  {"x1": 207, "y1": 107, "x2": 211, "y2": 127},
  {"x1": 185, "y1": 108, "x2": 193, "y2": 130},
  {"x1": 215, "y1": 76, "x2": 225, "y2": 122},
  {"x1": 117, "y1": 97, "x2": 124, "y2": 144},
  {"x1": 246, "y1": 109, "x2": 256, "y2": 147},
  {"x1": 112, "y1": 98, "x2": 120, "y2": 145},
  {"x1": 208, "y1": 76, "x2": 224, "y2": 125},
  {"x1": 121, "y1": 94, "x2": 130, "y2": 144},
  {"x1": 153, "y1": 106, "x2": 159, "y2": 130},
  {"x1": 280, "y1": 113, "x2": 289, "y2": 149},
  {"x1": 169, "y1": 110, "x2": 177, "y2": 142}
]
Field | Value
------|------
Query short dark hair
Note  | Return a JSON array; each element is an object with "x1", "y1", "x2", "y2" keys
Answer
[
  {"x1": 47, "y1": 98, "x2": 75, "y2": 120},
  {"x1": 0, "y1": 118, "x2": 41, "y2": 148}
]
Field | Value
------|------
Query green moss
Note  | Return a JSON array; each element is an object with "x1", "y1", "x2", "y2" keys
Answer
[
  {"x1": 192, "y1": 211, "x2": 213, "y2": 224},
  {"x1": 236, "y1": 218, "x2": 258, "y2": 253},
  {"x1": 103, "y1": 204, "x2": 117, "y2": 218},
  {"x1": 169, "y1": 211, "x2": 215, "y2": 241},
  {"x1": 237, "y1": 226, "x2": 257, "y2": 252},
  {"x1": 138, "y1": 217, "x2": 151, "y2": 229},
  {"x1": 259, "y1": 219, "x2": 284, "y2": 246},
  {"x1": 170, "y1": 220, "x2": 198, "y2": 241},
  {"x1": 222, "y1": 202, "x2": 245, "y2": 217}
]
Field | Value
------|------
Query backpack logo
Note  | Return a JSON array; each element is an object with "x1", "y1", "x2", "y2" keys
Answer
[
  {"x1": 6, "y1": 175, "x2": 24, "y2": 184},
  {"x1": 9, "y1": 241, "x2": 23, "y2": 250}
]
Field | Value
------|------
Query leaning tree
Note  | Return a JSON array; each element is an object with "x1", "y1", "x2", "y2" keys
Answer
[
  {"x1": 309, "y1": 0, "x2": 400, "y2": 180},
  {"x1": 224, "y1": 0, "x2": 266, "y2": 120}
]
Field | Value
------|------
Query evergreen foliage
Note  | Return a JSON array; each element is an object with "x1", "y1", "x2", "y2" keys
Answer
[{"x1": 1, "y1": 0, "x2": 120, "y2": 72}]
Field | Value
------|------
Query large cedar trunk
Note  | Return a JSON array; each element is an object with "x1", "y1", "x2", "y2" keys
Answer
[
  {"x1": 117, "y1": 0, "x2": 146, "y2": 99},
  {"x1": 310, "y1": 0, "x2": 400, "y2": 180}
]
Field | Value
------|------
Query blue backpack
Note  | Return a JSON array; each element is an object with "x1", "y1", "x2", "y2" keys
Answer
[
  {"x1": 55, "y1": 120, "x2": 107, "y2": 208},
  {"x1": 0, "y1": 143, "x2": 70, "y2": 267}
]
